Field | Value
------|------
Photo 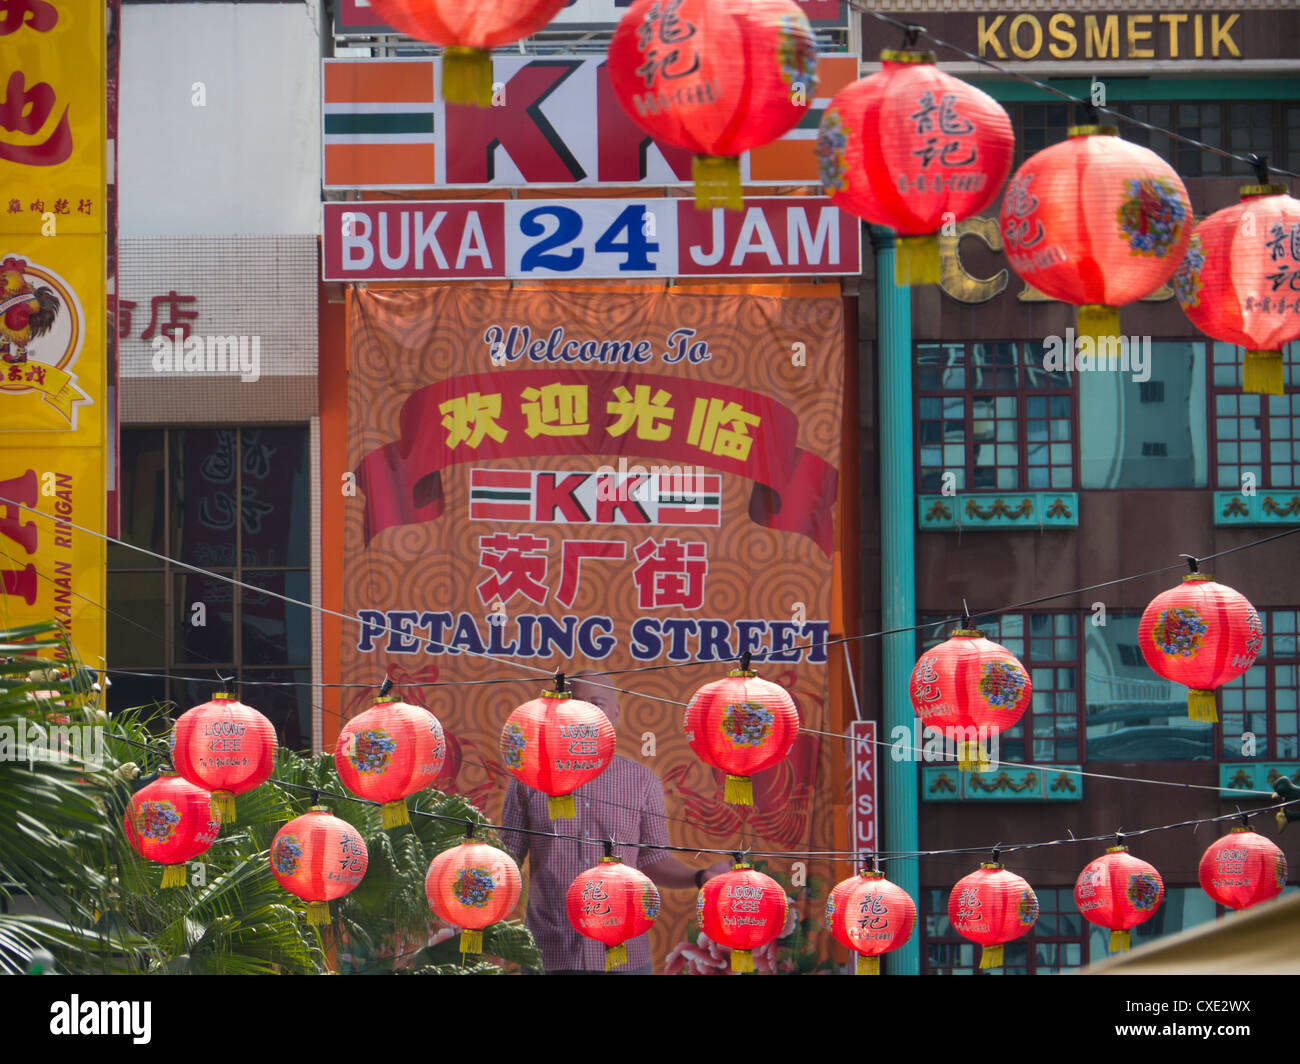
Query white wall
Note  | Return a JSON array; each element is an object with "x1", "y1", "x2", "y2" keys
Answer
[{"x1": 120, "y1": 2, "x2": 323, "y2": 236}]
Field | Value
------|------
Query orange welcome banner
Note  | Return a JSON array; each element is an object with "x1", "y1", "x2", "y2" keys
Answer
[{"x1": 343, "y1": 285, "x2": 845, "y2": 972}]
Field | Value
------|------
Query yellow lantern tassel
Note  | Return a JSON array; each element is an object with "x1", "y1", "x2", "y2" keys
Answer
[
  {"x1": 979, "y1": 944, "x2": 1003, "y2": 969},
  {"x1": 380, "y1": 800, "x2": 410, "y2": 829},
  {"x1": 956, "y1": 739, "x2": 990, "y2": 773},
  {"x1": 692, "y1": 155, "x2": 743, "y2": 211},
  {"x1": 460, "y1": 928, "x2": 484, "y2": 955},
  {"x1": 1188, "y1": 689, "x2": 1218, "y2": 723},
  {"x1": 731, "y1": 948, "x2": 754, "y2": 973},
  {"x1": 606, "y1": 943, "x2": 628, "y2": 971},
  {"x1": 1110, "y1": 929, "x2": 1131, "y2": 952},
  {"x1": 855, "y1": 954, "x2": 879, "y2": 975},
  {"x1": 894, "y1": 234, "x2": 940, "y2": 286},
  {"x1": 306, "y1": 901, "x2": 331, "y2": 926},
  {"x1": 160, "y1": 864, "x2": 186, "y2": 889},
  {"x1": 724, "y1": 774, "x2": 754, "y2": 805},
  {"x1": 210, "y1": 790, "x2": 236, "y2": 824},
  {"x1": 1077, "y1": 304, "x2": 1120, "y2": 348},
  {"x1": 548, "y1": 794, "x2": 576, "y2": 819},
  {"x1": 1243, "y1": 350, "x2": 1283, "y2": 396},
  {"x1": 441, "y1": 46, "x2": 493, "y2": 107}
]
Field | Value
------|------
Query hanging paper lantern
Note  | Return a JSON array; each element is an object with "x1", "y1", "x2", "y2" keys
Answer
[
  {"x1": 998, "y1": 125, "x2": 1192, "y2": 345},
  {"x1": 949, "y1": 862, "x2": 1038, "y2": 969},
  {"x1": 824, "y1": 869, "x2": 916, "y2": 974},
  {"x1": 1074, "y1": 845, "x2": 1164, "y2": 952},
  {"x1": 335, "y1": 695, "x2": 446, "y2": 829},
  {"x1": 1138, "y1": 569, "x2": 1262, "y2": 723},
  {"x1": 364, "y1": 0, "x2": 569, "y2": 106},
  {"x1": 426, "y1": 837, "x2": 522, "y2": 954},
  {"x1": 697, "y1": 863, "x2": 787, "y2": 973},
  {"x1": 170, "y1": 691, "x2": 277, "y2": 824},
  {"x1": 1172, "y1": 183, "x2": 1300, "y2": 395},
  {"x1": 608, "y1": 0, "x2": 818, "y2": 209},
  {"x1": 500, "y1": 683, "x2": 615, "y2": 819},
  {"x1": 565, "y1": 856, "x2": 662, "y2": 970},
  {"x1": 123, "y1": 773, "x2": 221, "y2": 888},
  {"x1": 1199, "y1": 827, "x2": 1288, "y2": 910},
  {"x1": 270, "y1": 807, "x2": 369, "y2": 925},
  {"x1": 909, "y1": 627, "x2": 1031, "y2": 771},
  {"x1": 683, "y1": 665, "x2": 800, "y2": 805},
  {"x1": 816, "y1": 50, "x2": 1013, "y2": 285}
]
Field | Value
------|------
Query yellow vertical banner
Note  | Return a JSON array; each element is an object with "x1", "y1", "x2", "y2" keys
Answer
[{"x1": 0, "y1": 0, "x2": 107, "y2": 674}]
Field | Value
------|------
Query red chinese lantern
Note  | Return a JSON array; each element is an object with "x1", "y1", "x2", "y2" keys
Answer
[
  {"x1": 270, "y1": 807, "x2": 369, "y2": 925},
  {"x1": 949, "y1": 862, "x2": 1038, "y2": 969},
  {"x1": 683, "y1": 663, "x2": 800, "y2": 805},
  {"x1": 1199, "y1": 826, "x2": 1288, "y2": 910},
  {"x1": 697, "y1": 862, "x2": 787, "y2": 973},
  {"x1": 608, "y1": 0, "x2": 818, "y2": 209},
  {"x1": 335, "y1": 694, "x2": 446, "y2": 828},
  {"x1": 565, "y1": 855, "x2": 661, "y2": 970},
  {"x1": 816, "y1": 50, "x2": 1013, "y2": 285},
  {"x1": 1074, "y1": 844, "x2": 1164, "y2": 952},
  {"x1": 501, "y1": 680, "x2": 615, "y2": 819},
  {"x1": 824, "y1": 868, "x2": 916, "y2": 974},
  {"x1": 426, "y1": 836, "x2": 522, "y2": 954},
  {"x1": 909, "y1": 626, "x2": 1031, "y2": 771},
  {"x1": 364, "y1": 0, "x2": 569, "y2": 106},
  {"x1": 123, "y1": 773, "x2": 221, "y2": 888},
  {"x1": 170, "y1": 691, "x2": 277, "y2": 824},
  {"x1": 1173, "y1": 180, "x2": 1300, "y2": 395},
  {"x1": 1138, "y1": 567, "x2": 1262, "y2": 723},
  {"x1": 999, "y1": 125, "x2": 1192, "y2": 344}
]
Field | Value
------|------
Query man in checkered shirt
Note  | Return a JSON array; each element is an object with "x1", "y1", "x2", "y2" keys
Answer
[{"x1": 499, "y1": 672, "x2": 729, "y2": 974}]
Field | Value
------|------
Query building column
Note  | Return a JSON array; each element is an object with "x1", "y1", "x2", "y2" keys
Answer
[{"x1": 873, "y1": 226, "x2": 920, "y2": 974}]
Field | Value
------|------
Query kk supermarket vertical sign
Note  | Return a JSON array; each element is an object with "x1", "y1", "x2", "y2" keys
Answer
[{"x1": 0, "y1": 0, "x2": 107, "y2": 669}]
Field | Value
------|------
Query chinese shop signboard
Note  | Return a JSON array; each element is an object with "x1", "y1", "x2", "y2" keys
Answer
[
  {"x1": 341, "y1": 284, "x2": 844, "y2": 970},
  {"x1": 0, "y1": 0, "x2": 107, "y2": 671}
]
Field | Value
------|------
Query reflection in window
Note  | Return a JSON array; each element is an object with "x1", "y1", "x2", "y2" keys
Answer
[
  {"x1": 106, "y1": 427, "x2": 314, "y2": 750},
  {"x1": 1221, "y1": 609, "x2": 1300, "y2": 761},
  {"x1": 916, "y1": 342, "x2": 1075, "y2": 493},
  {"x1": 1085, "y1": 613, "x2": 1213, "y2": 761},
  {"x1": 1078, "y1": 341, "x2": 1206, "y2": 489},
  {"x1": 1212, "y1": 343, "x2": 1300, "y2": 490}
]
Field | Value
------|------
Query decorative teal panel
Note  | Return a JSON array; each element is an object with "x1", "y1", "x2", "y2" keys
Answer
[
  {"x1": 1218, "y1": 762, "x2": 1299, "y2": 799},
  {"x1": 921, "y1": 764, "x2": 1083, "y2": 801},
  {"x1": 917, "y1": 492, "x2": 1079, "y2": 531},
  {"x1": 1214, "y1": 492, "x2": 1300, "y2": 527}
]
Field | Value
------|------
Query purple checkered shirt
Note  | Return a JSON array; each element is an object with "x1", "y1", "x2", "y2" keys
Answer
[{"x1": 499, "y1": 754, "x2": 671, "y2": 973}]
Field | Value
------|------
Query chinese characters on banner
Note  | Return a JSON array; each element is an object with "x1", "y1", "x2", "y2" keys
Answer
[
  {"x1": 0, "y1": 0, "x2": 107, "y2": 672},
  {"x1": 341, "y1": 285, "x2": 843, "y2": 970}
]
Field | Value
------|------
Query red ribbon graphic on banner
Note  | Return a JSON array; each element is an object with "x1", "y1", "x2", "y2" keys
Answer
[{"x1": 354, "y1": 369, "x2": 838, "y2": 555}]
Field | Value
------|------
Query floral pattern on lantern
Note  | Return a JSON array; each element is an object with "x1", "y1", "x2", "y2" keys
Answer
[
  {"x1": 123, "y1": 774, "x2": 221, "y2": 889},
  {"x1": 684, "y1": 667, "x2": 800, "y2": 805},
  {"x1": 1138, "y1": 572, "x2": 1262, "y2": 723},
  {"x1": 335, "y1": 696, "x2": 447, "y2": 828},
  {"x1": 426, "y1": 838, "x2": 522, "y2": 955}
]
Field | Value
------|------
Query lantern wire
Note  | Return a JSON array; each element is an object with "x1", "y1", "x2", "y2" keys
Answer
[
  {"x1": 100, "y1": 732, "x2": 1300, "y2": 868},
  {"x1": 845, "y1": 1, "x2": 1300, "y2": 182},
  {"x1": 4, "y1": 509, "x2": 1297, "y2": 803}
]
